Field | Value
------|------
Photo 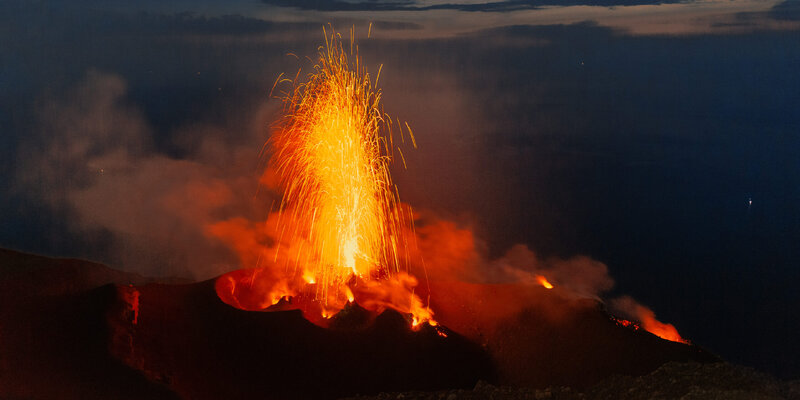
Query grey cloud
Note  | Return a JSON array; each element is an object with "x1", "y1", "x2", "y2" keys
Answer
[
  {"x1": 771, "y1": 0, "x2": 800, "y2": 21},
  {"x1": 260, "y1": 0, "x2": 684, "y2": 12}
]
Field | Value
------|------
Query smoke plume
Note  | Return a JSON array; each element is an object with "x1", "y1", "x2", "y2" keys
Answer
[
  {"x1": 16, "y1": 70, "x2": 277, "y2": 279},
  {"x1": 15, "y1": 69, "x2": 685, "y2": 342}
]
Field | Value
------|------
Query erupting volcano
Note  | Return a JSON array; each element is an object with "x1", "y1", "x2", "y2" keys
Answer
[
  {"x1": 0, "y1": 26, "x2": 727, "y2": 400},
  {"x1": 215, "y1": 28, "x2": 434, "y2": 327},
  {"x1": 7, "y1": 0, "x2": 799, "y2": 393}
]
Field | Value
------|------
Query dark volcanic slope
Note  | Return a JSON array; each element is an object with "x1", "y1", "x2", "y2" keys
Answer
[
  {"x1": 0, "y1": 249, "x2": 490, "y2": 400},
  {"x1": 0, "y1": 249, "x2": 178, "y2": 400},
  {"x1": 1, "y1": 248, "x2": 721, "y2": 399},
  {"x1": 108, "y1": 281, "x2": 491, "y2": 399},
  {"x1": 426, "y1": 280, "x2": 719, "y2": 388},
  {"x1": 0, "y1": 248, "x2": 158, "y2": 298}
]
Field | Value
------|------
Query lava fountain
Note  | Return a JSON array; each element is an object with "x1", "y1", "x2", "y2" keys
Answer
[{"x1": 215, "y1": 28, "x2": 433, "y2": 327}]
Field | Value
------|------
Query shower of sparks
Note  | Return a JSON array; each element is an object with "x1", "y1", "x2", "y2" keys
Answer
[{"x1": 265, "y1": 27, "x2": 430, "y2": 323}]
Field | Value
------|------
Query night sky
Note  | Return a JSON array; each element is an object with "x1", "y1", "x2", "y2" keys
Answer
[{"x1": 2, "y1": 0, "x2": 799, "y2": 378}]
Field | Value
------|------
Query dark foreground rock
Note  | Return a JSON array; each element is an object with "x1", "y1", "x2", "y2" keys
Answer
[{"x1": 341, "y1": 362, "x2": 800, "y2": 400}]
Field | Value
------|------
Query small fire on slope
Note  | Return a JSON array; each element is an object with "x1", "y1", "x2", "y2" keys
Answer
[
  {"x1": 612, "y1": 296, "x2": 689, "y2": 344},
  {"x1": 536, "y1": 275, "x2": 554, "y2": 289},
  {"x1": 214, "y1": 27, "x2": 433, "y2": 328},
  {"x1": 638, "y1": 309, "x2": 688, "y2": 344}
]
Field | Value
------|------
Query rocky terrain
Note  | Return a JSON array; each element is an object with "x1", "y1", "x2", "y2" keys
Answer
[
  {"x1": 342, "y1": 362, "x2": 800, "y2": 400},
  {"x1": 0, "y1": 248, "x2": 759, "y2": 399}
]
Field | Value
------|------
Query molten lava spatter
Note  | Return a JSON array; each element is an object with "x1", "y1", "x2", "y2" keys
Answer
[
  {"x1": 639, "y1": 310, "x2": 688, "y2": 344},
  {"x1": 271, "y1": 27, "x2": 406, "y2": 300},
  {"x1": 215, "y1": 27, "x2": 433, "y2": 327},
  {"x1": 614, "y1": 313, "x2": 688, "y2": 344},
  {"x1": 536, "y1": 275, "x2": 554, "y2": 289}
]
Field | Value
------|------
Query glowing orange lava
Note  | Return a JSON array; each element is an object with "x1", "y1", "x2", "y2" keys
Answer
[
  {"x1": 271, "y1": 26, "x2": 405, "y2": 298},
  {"x1": 215, "y1": 27, "x2": 433, "y2": 327},
  {"x1": 639, "y1": 311, "x2": 689, "y2": 344},
  {"x1": 614, "y1": 314, "x2": 688, "y2": 344},
  {"x1": 536, "y1": 275, "x2": 554, "y2": 289}
]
